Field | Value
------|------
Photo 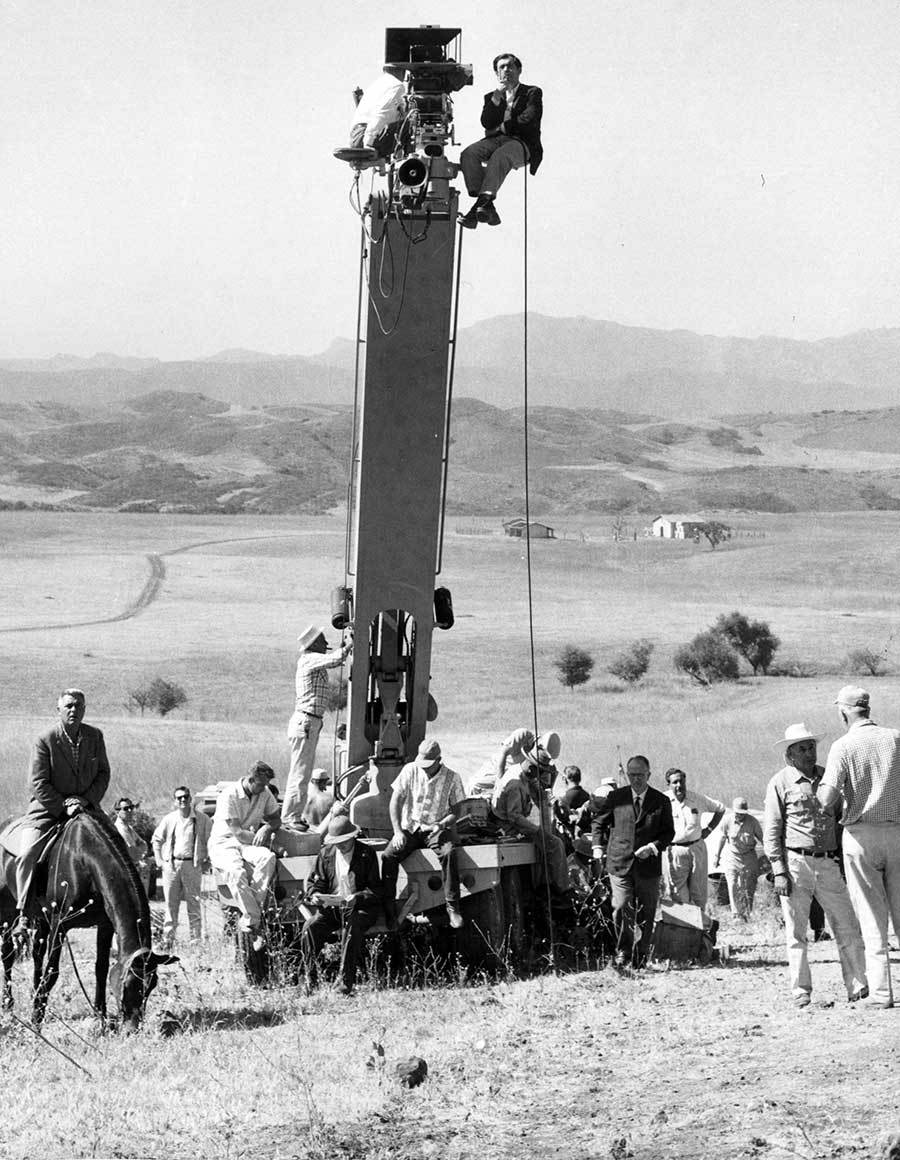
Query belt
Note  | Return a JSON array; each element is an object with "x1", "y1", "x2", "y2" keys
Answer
[
  {"x1": 300, "y1": 712, "x2": 323, "y2": 720},
  {"x1": 173, "y1": 856, "x2": 195, "y2": 861},
  {"x1": 671, "y1": 839, "x2": 701, "y2": 847},
  {"x1": 787, "y1": 848, "x2": 836, "y2": 859}
]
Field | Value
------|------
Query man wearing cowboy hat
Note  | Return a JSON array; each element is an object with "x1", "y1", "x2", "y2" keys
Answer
[
  {"x1": 283, "y1": 624, "x2": 352, "y2": 830},
  {"x1": 818, "y1": 687, "x2": 900, "y2": 1008},
  {"x1": 764, "y1": 721, "x2": 867, "y2": 1008},
  {"x1": 381, "y1": 738, "x2": 467, "y2": 930},
  {"x1": 304, "y1": 769, "x2": 335, "y2": 829},
  {"x1": 491, "y1": 736, "x2": 571, "y2": 899},
  {"x1": 300, "y1": 814, "x2": 382, "y2": 995}
]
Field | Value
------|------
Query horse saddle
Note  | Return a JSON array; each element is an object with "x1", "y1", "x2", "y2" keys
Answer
[{"x1": 0, "y1": 816, "x2": 63, "y2": 862}]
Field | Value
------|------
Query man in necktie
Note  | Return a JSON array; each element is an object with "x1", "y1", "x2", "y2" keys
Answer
[
  {"x1": 458, "y1": 53, "x2": 543, "y2": 229},
  {"x1": 592, "y1": 755, "x2": 675, "y2": 968}
]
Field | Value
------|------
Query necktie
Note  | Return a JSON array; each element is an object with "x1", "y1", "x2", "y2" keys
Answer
[{"x1": 634, "y1": 795, "x2": 642, "y2": 817}]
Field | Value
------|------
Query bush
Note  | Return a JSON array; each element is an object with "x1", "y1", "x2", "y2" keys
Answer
[
  {"x1": 674, "y1": 631, "x2": 740, "y2": 686},
  {"x1": 713, "y1": 610, "x2": 780, "y2": 674},
  {"x1": 553, "y1": 645, "x2": 595, "y2": 691},
  {"x1": 608, "y1": 639, "x2": 654, "y2": 684},
  {"x1": 847, "y1": 647, "x2": 888, "y2": 677}
]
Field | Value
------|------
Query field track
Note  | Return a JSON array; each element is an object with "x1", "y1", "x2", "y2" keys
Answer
[{"x1": 0, "y1": 532, "x2": 301, "y2": 635}]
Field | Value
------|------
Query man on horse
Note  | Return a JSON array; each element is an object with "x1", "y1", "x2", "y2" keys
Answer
[{"x1": 12, "y1": 687, "x2": 111, "y2": 937}]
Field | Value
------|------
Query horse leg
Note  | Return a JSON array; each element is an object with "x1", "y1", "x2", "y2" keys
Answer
[
  {"x1": 94, "y1": 918, "x2": 114, "y2": 1019},
  {"x1": 32, "y1": 921, "x2": 62, "y2": 1027},
  {"x1": 1, "y1": 929, "x2": 14, "y2": 1010}
]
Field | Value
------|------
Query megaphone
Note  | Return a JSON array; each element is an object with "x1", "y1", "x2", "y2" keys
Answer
[{"x1": 397, "y1": 156, "x2": 428, "y2": 188}]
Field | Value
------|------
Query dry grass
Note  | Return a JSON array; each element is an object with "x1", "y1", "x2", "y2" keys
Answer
[{"x1": 3, "y1": 511, "x2": 900, "y2": 1157}]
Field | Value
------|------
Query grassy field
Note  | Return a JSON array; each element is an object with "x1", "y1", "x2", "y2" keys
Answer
[
  {"x1": 2, "y1": 509, "x2": 900, "y2": 819},
  {"x1": 3, "y1": 510, "x2": 900, "y2": 1160}
]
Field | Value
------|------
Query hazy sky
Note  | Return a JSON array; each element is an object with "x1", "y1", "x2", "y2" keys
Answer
[{"x1": 3, "y1": 0, "x2": 900, "y2": 360}]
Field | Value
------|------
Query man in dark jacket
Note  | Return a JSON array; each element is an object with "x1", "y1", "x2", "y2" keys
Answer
[
  {"x1": 459, "y1": 53, "x2": 542, "y2": 229},
  {"x1": 592, "y1": 755, "x2": 675, "y2": 967},
  {"x1": 14, "y1": 688, "x2": 111, "y2": 935},
  {"x1": 300, "y1": 815, "x2": 382, "y2": 994}
]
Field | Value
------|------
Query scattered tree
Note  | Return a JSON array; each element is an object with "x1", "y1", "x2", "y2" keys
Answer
[
  {"x1": 128, "y1": 677, "x2": 189, "y2": 717},
  {"x1": 608, "y1": 639, "x2": 655, "y2": 684},
  {"x1": 674, "y1": 631, "x2": 740, "y2": 686},
  {"x1": 125, "y1": 686, "x2": 154, "y2": 716},
  {"x1": 554, "y1": 645, "x2": 595, "y2": 691},
  {"x1": 692, "y1": 520, "x2": 732, "y2": 550},
  {"x1": 714, "y1": 610, "x2": 780, "y2": 675},
  {"x1": 847, "y1": 647, "x2": 889, "y2": 677}
]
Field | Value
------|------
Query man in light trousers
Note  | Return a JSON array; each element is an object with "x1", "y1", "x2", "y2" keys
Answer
[
  {"x1": 764, "y1": 722, "x2": 867, "y2": 1008},
  {"x1": 818, "y1": 687, "x2": 900, "y2": 1009},
  {"x1": 152, "y1": 785, "x2": 212, "y2": 947}
]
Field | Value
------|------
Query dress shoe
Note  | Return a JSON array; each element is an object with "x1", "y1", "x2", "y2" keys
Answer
[
  {"x1": 458, "y1": 207, "x2": 479, "y2": 230},
  {"x1": 848, "y1": 986, "x2": 869, "y2": 1003},
  {"x1": 476, "y1": 200, "x2": 501, "y2": 226},
  {"x1": 446, "y1": 903, "x2": 464, "y2": 929},
  {"x1": 793, "y1": 992, "x2": 811, "y2": 1008}
]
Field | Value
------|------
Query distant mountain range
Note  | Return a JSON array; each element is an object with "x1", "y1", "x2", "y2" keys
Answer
[
  {"x1": 3, "y1": 384, "x2": 900, "y2": 517},
  {"x1": 3, "y1": 313, "x2": 900, "y2": 417}
]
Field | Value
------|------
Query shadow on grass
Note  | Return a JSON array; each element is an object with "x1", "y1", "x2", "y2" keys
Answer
[{"x1": 161, "y1": 1005, "x2": 288, "y2": 1034}]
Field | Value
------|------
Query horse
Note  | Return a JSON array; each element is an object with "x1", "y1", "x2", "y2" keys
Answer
[{"x1": 0, "y1": 809, "x2": 177, "y2": 1028}]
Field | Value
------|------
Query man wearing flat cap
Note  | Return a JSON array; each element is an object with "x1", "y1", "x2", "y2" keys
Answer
[
  {"x1": 283, "y1": 624, "x2": 352, "y2": 830},
  {"x1": 764, "y1": 722, "x2": 867, "y2": 1007},
  {"x1": 381, "y1": 738, "x2": 466, "y2": 930},
  {"x1": 301, "y1": 814, "x2": 382, "y2": 995},
  {"x1": 818, "y1": 687, "x2": 900, "y2": 1008}
]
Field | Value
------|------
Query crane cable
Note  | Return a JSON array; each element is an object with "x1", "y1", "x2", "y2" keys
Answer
[{"x1": 516, "y1": 164, "x2": 559, "y2": 968}]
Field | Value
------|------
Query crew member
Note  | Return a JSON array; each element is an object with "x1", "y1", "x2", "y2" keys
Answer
[
  {"x1": 712, "y1": 797, "x2": 763, "y2": 920},
  {"x1": 301, "y1": 815, "x2": 382, "y2": 995},
  {"x1": 113, "y1": 798, "x2": 152, "y2": 895},
  {"x1": 304, "y1": 769, "x2": 335, "y2": 829},
  {"x1": 13, "y1": 688, "x2": 111, "y2": 937},
  {"x1": 765, "y1": 721, "x2": 867, "y2": 1007},
  {"x1": 208, "y1": 761, "x2": 282, "y2": 948},
  {"x1": 470, "y1": 726, "x2": 535, "y2": 797},
  {"x1": 347, "y1": 68, "x2": 407, "y2": 158},
  {"x1": 592, "y1": 755, "x2": 675, "y2": 968},
  {"x1": 818, "y1": 687, "x2": 900, "y2": 1009},
  {"x1": 151, "y1": 785, "x2": 212, "y2": 948},
  {"x1": 492, "y1": 742, "x2": 571, "y2": 899},
  {"x1": 663, "y1": 768, "x2": 725, "y2": 911},
  {"x1": 283, "y1": 624, "x2": 352, "y2": 830},
  {"x1": 459, "y1": 53, "x2": 543, "y2": 230},
  {"x1": 381, "y1": 739, "x2": 466, "y2": 930}
]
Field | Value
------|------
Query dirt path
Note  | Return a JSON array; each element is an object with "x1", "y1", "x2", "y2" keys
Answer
[{"x1": 0, "y1": 532, "x2": 301, "y2": 634}]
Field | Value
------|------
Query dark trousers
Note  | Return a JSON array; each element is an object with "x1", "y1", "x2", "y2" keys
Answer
[
  {"x1": 609, "y1": 870, "x2": 660, "y2": 967},
  {"x1": 300, "y1": 904, "x2": 377, "y2": 990},
  {"x1": 381, "y1": 827, "x2": 460, "y2": 922}
]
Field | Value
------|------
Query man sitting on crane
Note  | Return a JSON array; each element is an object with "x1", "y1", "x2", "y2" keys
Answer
[
  {"x1": 491, "y1": 741, "x2": 572, "y2": 904},
  {"x1": 458, "y1": 53, "x2": 543, "y2": 230},
  {"x1": 380, "y1": 738, "x2": 467, "y2": 930}
]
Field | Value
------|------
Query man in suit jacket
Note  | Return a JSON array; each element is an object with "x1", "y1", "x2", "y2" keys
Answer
[
  {"x1": 459, "y1": 53, "x2": 543, "y2": 229},
  {"x1": 14, "y1": 688, "x2": 111, "y2": 934},
  {"x1": 592, "y1": 755, "x2": 675, "y2": 968},
  {"x1": 301, "y1": 815, "x2": 382, "y2": 995}
]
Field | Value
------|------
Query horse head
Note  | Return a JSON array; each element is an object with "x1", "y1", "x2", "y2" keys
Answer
[{"x1": 110, "y1": 946, "x2": 179, "y2": 1030}]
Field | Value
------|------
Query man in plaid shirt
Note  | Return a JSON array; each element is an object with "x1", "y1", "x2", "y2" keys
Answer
[{"x1": 819, "y1": 686, "x2": 900, "y2": 1008}]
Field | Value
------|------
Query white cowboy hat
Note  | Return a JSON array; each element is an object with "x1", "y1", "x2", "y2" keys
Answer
[
  {"x1": 774, "y1": 722, "x2": 823, "y2": 748},
  {"x1": 297, "y1": 624, "x2": 326, "y2": 651}
]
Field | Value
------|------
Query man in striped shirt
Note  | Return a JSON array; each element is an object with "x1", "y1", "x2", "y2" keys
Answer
[
  {"x1": 283, "y1": 624, "x2": 352, "y2": 830},
  {"x1": 818, "y1": 686, "x2": 900, "y2": 1008}
]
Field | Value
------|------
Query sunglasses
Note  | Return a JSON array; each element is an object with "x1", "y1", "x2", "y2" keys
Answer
[
  {"x1": 120, "y1": 805, "x2": 135, "y2": 811},
  {"x1": 175, "y1": 796, "x2": 190, "y2": 801}
]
